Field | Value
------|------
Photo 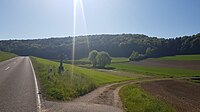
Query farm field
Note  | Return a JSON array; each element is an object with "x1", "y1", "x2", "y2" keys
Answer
[
  {"x1": 0, "y1": 51, "x2": 17, "y2": 62},
  {"x1": 72, "y1": 55, "x2": 200, "y2": 78},
  {"x1": 132, "y1": 59, "x2": 200, "y2": 70},
  {"x1": 155, "y1": 54, "x2": 200, "y2": 61},
  {"x1": 30, "y1": 57, "x2": 131, "y2": 101},
  {"x1": 140, "y1": 80, "x2": 200, "y2": 112},
  {"x1": 65, "y1": 57, "x2": 129, "y2": 65},
  {"x1": 130, "y1": 54, "x2": 200, "y2": 70},
  {"x1": 120, "y1": 84, "x2": 175, "y2": 112},
  {"x1": 109, "y1": 63, "x2": 200, "y2": 77},
  {"x1": 106, "y1": 55, "x2": 200, "y2": 77},
  {"x1": 111, "y1": 57, "x2": 129, "y2": 63}
]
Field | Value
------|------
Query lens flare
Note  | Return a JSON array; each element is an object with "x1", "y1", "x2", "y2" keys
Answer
[
  {"x1": 71, "y1": 0, "x2": 77, "y2": 76},
  {"x1": 80, "y1": 0, "x2": 90, "y2": 50},
  {"x1": 72, "y1": 0, "x2": 89, "y2": 76}
]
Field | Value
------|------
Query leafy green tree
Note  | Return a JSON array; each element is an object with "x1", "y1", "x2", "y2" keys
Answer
[
  {"x1": 96, "y1": 51, "x2": 112, "y2": 68},
  {"x1": 88, "y1": 50, "x2": 98, "y2": 67},
  {"x1": 129, "y1": 51, "x2": 139, "y2": 61}
]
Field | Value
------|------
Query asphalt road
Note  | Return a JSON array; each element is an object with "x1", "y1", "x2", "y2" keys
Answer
[{"x1": 0, "y1": 57, "x2": 37, "y2": 112}]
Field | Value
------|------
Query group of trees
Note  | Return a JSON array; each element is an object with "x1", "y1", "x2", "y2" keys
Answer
[
  {"x1": 0, "y1": 33, "x2": 199, "y2": 60},
  {"x1": 88, "y1": 50, "x2": 111, "y2": 68},
  {"x1": 129, "y1": 47, "x2": 154, "y2": 61}
]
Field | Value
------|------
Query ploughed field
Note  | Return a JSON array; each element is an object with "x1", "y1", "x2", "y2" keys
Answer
[
  {"x1": 140, "y1": 80, "x2": 200, "y2": 112},
  {"x1": 132, "y1": 59, "x2": 200, "y2": 70},
  {"x1": 133, "y1": 54, "x2": 200, "y2": 70}
]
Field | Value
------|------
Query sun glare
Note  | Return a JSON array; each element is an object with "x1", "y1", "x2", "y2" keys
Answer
[{"x1": 72, "y1": 0, "x2": 88, "y2": 77}]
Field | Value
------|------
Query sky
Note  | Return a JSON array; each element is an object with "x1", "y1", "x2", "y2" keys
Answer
[{"x1": 0, "y1": 0, "x2": 200, "y2": 40}]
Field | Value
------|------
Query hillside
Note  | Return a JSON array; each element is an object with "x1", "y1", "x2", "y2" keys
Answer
[{"x1": 0, "y1": 33, "x2": 200, "y2": 60}]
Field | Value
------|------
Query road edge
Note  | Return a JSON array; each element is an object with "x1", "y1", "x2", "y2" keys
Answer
[{"x1": 29, "y1": 57, "x2": 42, "y2": 112}]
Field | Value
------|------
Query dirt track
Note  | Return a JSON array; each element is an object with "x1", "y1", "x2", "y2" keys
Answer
[
  {"x1": 140, "y1": 80, "x2": 200, "y2": 112},
  {"x1": 42, "y1": 81, "x2": 128, "y2": 112},
  {"x1": 42, "y1": 77, "x2": 170, "y2": 112},
  {"x1": 132, "y1": 60, "x2": 200, "y2": 70},
  {"x1": 42, "y1": 78, "x2": 200, "y2": 112}
]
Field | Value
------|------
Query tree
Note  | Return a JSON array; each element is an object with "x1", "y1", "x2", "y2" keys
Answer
[
  {"x1": 129, "y1": 51, "x2": 139, "y2": 61},
  {"x1": 88, "y1": 50, "x2": 98, "y2": 67},
  {"x1": 96, "y1": 51, "x2": 111, "y2": 68},
  {"x1": 145, "y1": 47, "x2": 153, "y2": 56}
]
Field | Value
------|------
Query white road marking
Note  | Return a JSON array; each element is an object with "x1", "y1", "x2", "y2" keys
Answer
[
  {"x1": 5, "y1": 67, "x2": 10, "y2": 71},
  {"x1": 29, "y1": 57, "x2": 41, "y2": 112}
]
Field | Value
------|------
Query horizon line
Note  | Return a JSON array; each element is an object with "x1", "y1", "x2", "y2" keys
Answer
[{"x1": 0, "y1": 32, "x2": 199, "y2": 41}]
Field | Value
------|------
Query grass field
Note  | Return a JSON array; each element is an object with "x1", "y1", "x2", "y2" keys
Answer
[
  {"x1": 111, "y1": 57, "x2": 129, "y2": 63},
  {"x1": 120, "y1": 84, "x2": 175, "y2": 112},
  {"x1": 155, "y1": 54, "x2": 200, "y2": 61},
  {"x1": 78, "y1": 57, "x2": 129, "y2": 63},
  {"x1": 31, "y1": 57, "x2": 131, "y2": 101},
  {"x1": 64, "y1": 57, "x2": 129, "y2": 65},
  {"x1": 0, "y1": 51, "x2": 17, "y2": 62},
  {"x1": 109, "y1": 63, "x2": 200, "y2": 77}
]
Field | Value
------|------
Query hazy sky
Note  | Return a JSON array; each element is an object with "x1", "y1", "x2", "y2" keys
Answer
[{"x1": 0, "y1": 0, "x2": 200, "y2": 39}]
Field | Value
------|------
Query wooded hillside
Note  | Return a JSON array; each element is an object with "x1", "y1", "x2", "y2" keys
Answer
[{"x1": 0, "y1": 33, "x2": 199, "y2": 59}]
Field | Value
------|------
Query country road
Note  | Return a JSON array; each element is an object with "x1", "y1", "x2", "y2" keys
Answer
[{"x1": 0, "y1": 57, "x2": 38, "y2": 112}]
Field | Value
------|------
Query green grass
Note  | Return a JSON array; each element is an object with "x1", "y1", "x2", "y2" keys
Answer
[
  {"x1": 120, "y1": 85, "x2": 175, "y2": 112},
  {"x1": 79, "y1": 58, "x2": 89, "y2": 61},
  {"x1": 0, "y1": 51, "x2": 17, "y2": 62},
  {"x1": 64, "y1": 57, "x2": 129, "y2": 65},
  {"x1": 111, "y1": 57, "x2": 129, "y2": 63},
  {"x1": 109, "y1": 63, "x2": 200, "y2": 77},
  {"x1": 64, "y1": 60, "x2": 90, "y2": 65},
  {"x1": 31, "y1": 57, "x2": 131, "y2": 101},
  {"x1": 156, "y1": 54, "x2": 200, "y2": 61},
  {"x1": 189, "y1": 77, "x2": 200, "y2": 83}
]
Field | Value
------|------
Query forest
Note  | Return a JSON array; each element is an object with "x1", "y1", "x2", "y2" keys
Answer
[{"x1": 0, "y1": 33, "x2": 199, "y2": 60}]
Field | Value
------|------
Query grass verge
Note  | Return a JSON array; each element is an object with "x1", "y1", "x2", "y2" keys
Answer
[
  {"x1": 30, "y1": 56, "x2": 131, "y2": 101},
  {"x1": 0, "y1": 51, "x2": 17, "y2": 62},
  {"x1": 120, "y1": 84, "x2": 175, "y2": 112},
  {"x1": 110, "y1": 63, "x2": 200, "y2": 77}
]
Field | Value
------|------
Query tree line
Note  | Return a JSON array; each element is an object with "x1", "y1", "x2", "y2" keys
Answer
[{"x1": 0, "y1": 33, "x2": 199, "y2": 60}]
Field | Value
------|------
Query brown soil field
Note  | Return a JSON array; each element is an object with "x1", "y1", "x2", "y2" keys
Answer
[
  {"x1": 140, "y1": 80, "x2": 200, "y2": 112},
  {"x1": 132, "y1": 60, "x2": 200, "y2": 70}
]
